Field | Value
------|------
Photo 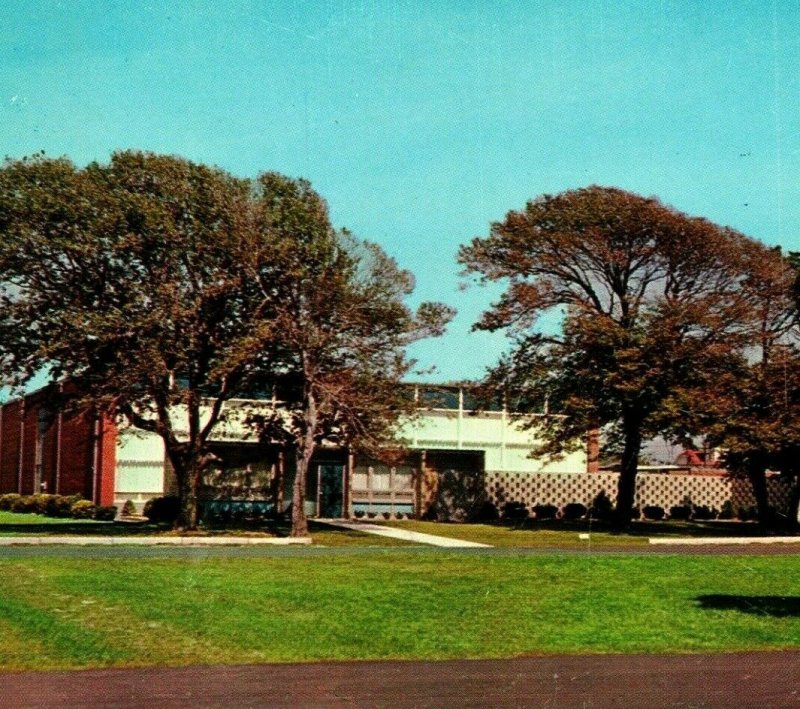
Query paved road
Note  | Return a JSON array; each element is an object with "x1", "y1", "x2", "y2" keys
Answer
[{"x1": 3, "y1": 652, "x2": 799, "y2": 708}]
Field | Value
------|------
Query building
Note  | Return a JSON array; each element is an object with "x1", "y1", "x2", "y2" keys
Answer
[{"x1": 0, "y1": 384, "x2": 588, "y2": 518}]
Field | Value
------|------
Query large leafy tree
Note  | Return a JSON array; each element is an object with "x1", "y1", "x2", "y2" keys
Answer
[
  {"x1": 245, "y1": 175, "x2": 454, "y2": 536},
  {"x1": 673, "y1": 249, "x2": 800, "y2": 530},
  {"x1": 459, "y1": 186, "x2": 772, "y2": 529},
  {"x1": 0, "y1": 152, "x2": 451, "y2": 532}
]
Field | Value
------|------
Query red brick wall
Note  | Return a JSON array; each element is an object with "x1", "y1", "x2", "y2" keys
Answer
[
  {"x1": 19, "y1": 399, "x2": 39, "y2": 494},
  {"x1": 97, "y1": 416, "x2": 117, "y2": 506},
  {"x1": 57, "y1": 409, "x2": 96, "y2": 500},
  {"x1": 0, "y1": 401, "x2": 22, "y2": 494}
]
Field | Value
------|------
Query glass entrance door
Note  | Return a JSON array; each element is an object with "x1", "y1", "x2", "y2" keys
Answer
[{"x1": 318, "y1": 464, "x2": 344, "y2": 518}]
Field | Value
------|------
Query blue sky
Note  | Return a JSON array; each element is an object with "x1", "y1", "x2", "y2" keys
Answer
[{"x1": 3, "y1": 1, "x2": 800, "y2": 382}]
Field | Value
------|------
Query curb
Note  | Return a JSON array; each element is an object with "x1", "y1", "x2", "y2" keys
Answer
[{"x1": 0, "y1": 536, "x2": 313, "y2": 546}]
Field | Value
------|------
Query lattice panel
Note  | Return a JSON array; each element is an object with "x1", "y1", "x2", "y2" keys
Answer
[{"x1": 485, "y1": 471, "x2": 792, "y2": 515}]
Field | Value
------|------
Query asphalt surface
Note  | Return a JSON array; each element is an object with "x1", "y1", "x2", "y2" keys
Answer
[{"x1": 3, "y1": 652, "x2": 799, "y2": 708}]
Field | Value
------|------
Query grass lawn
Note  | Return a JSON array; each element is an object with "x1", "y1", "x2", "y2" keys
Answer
[
  {"x1": 0, "y1": 510, "x2": 409, "y2": 547},
  {"x1": 1, "y1": 552, "x2": 799, "y2": 670}
]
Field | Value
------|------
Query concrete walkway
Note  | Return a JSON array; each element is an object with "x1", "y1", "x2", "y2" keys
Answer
[
  {"x1": 315, "y1": 519, "x2": 492, "y2": 547},
  {"x1": 0, "y1": 535, "x2": 312, "y2": 546},
  {"x1": 649, "y1": 535, "x2": 800, "y2": 546}
]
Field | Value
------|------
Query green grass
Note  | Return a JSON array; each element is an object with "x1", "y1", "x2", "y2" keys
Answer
[
  {"x1": 1, "y1": 552, "x2": 800, "y2": 670},
  {"x1": 0, "y1": 511, "x2": 409, "y2": 547}
]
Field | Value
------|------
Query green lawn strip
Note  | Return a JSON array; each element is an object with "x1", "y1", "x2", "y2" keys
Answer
[
  {"x1": 1, "y1": 552, "x2": 800, "y2": 670},
  {"x1": 376, "y1": 520, "x2": 648, "y2": 548}
]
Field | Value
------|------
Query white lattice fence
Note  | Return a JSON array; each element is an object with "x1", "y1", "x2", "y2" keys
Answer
[{"x1": 485, "y1": 471, "x2": 793, "y2": 514}]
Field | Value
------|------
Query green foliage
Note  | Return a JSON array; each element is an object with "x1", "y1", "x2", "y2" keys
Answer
[
  {"x1": 669, "y1": 505, "x2": 692, "y2": 521},
  {"x1": 642, "y1": 505, "x2": 665, "y2": 521},
  {"x1": 143, "y1": 496, "x2": 181, "y2": 524},
  {"x1": 0, "y1": 494, "x2": 21, "y2": 511},
  {"x1": 589, "y1": 490, "x2": 614, "y2": 521},
  {"x1": 718, "y1": 500, "x2": 736, "y2": 520},
  {"x1": 69, "y1": 500, "x2": 96, "y2": 519},
  {"x1": 532, "y1": 503, "x2": 558, "y2": 520},
  {"x1": 45, "y1": 495, "x2": 81, "y2": 518},
  {"x1": 692, "y1": 505, "x2": 717, "y2": 520},
  {"x1": 561, "y1": 502, "x2": 587, "y2": 520},
  {"x1": 0, "y1": 152, "x2": 452, "y2": 534},
  {"x1": 459, "y1": 186, "x2": 788, "y2": 528},
  {"x1": 121, "y1": 500, "x2": 138, "y2": 517},
  {"x1": 93, "y1": 506, "x2": 118, "y2": 521},
  {"x1": 501, "y1": 501, "x2": 529, "y2": 522}
]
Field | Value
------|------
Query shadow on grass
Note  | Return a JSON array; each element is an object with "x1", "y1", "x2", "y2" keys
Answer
[
  {"x1": 697, "y1": 594, "x2": 800, "y2": 617},
  {"x1": 0, "y1": 521, "x2": 169, "y2": 536}
]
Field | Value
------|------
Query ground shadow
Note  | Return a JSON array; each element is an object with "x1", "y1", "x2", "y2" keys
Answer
[{"x1": 697, "y1": 594, "x2": 800, "y2": 617}]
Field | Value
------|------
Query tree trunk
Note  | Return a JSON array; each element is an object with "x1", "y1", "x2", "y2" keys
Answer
[
  {"x1": 172, "y1": 457, "x2": 201, "y2": 531},
  {"x1": 613, "y1": 417, "x2": 642, "y2": 532},
  {"x1": 786, "y1": 477, "x2": 800, "y2": 534},
  {"x1": 291, "y1": 449, "x2": 310, "y2": 537},
  {"x1": 747, "y1": 455, "x2": 773, "y2": 533}
]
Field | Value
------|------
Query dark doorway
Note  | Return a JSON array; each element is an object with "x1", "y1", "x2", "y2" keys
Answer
[{"x1": 318, "y1": 464, "x2": 344, "y2": 518}]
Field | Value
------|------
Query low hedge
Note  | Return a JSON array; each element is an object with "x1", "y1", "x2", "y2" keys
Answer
[{"x1": 0, "y1": 493, "x2": 116, "y2": 521}]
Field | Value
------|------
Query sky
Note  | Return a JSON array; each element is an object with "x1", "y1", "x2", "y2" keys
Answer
[{"x1": 3, "y1": 0, "x2": 800, "y2": 384}]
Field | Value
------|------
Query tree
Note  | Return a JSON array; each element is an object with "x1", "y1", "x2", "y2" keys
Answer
[
  {"x1": 459, "y1": 186, "x2": 770, "y2": 529},
  {"x1": 672, "y1": 248, "x2": 800, "y2": 530},
  {"x1": 0, "y1": 152, "x2": 452, "y2": 532},
  {"x1": 244, "y1": 175, "x2": 454, "y2": 536}
]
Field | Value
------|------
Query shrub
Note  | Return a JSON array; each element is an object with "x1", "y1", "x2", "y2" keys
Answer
[
  {"x1": 46, "y1": 495, "x2": 81, "y2": 518},
  {"x1": 93, "y1": 505, "x2": 117, "y2": 521},
  {"x1": 642, "y1": 505, "x2": 665, "y2": 521},
  {"x1": 561, "y1": 502, "x2": 587, "y2": 521},
  {"x1": 692, "y1": 504, "x2": 717, "y2": 520},
  {"x1": 121, "y1": 499, "x2": 138, "y2": 517},
  {"x1": 718, "y1": 500, "x2": 736, "y2": 520},
  {"x1": 29, "y1": 494, "x2": 55, "y2": 515},
  {"x1": 11, "y1": 495, "x2": 39, "y2": 514},
  {"x1": 472, "y1": 500, "x2": 499, "y2": 523},
  {"x1": 353, "y1": 509, "x2": 365, "y2": 519},
  {"x1": 0, "y1": 493, "x2": 21, "y2": 511},
  {"x1": 502, "y1": 501, "x2": 529, "y2": 523},
  {"x1": 143, "y1": 495, "x2": 181, "y2": 524},
  {"x1": 70, "y1": 499, "x2": 97, "y2": 519},
  {"x1": 738, "y1": 505, "x2": 757, "y2": 522},
  {"x1": 532, "y1": 503, "x2": 558, "y2": 520},
  {"x1": 669, "y1": 505, "x2": 692, "y2": 521},
  {"x1": 589, "y1": 490, "x2": 614, "y2": 521}
]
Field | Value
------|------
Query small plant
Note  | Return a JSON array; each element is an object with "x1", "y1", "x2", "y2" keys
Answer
[
  {"x1": 502, "y1": 501, "x2": 529, "y2": 523},
  {"x1": 669, "y1": 505, "x2": 692, "y2": 521},
  {"x1": 93, "y1": 505, "x2": 118, "y2": 521},
  {"x1": 532, "y1": 503, "x2": 557, "y2": 520},
  {"x1": 143, "y1": 495, "x2": 181, "y2": 524},
  {"x1": 718, "y1": 500, "x2": 736, "y2": 520},
  {"x1": 46, "y1": 495, "x2": 81, "y2": 518},
  {"x1": 472, "y1": 500, "x2": 499, "y2": 523},
  {"x1": 561, "y1": 502, "x2": 587, "y2": 521},
  {"x1": 121, "y1": 499, "x2": 138, "y2": 517},
  {"x1": 642, "y1": 505, "x2": 665, "y2": 521},
  {"x1": 0, "y1": 493, "x2": 21, "y2": 511},
  {"x1": 11, "y1": 495, "x2": 39, "y2": 514},
  {"x1": 692, "y1": 504, "x2": 717, "y2": 520},
  {"x1": 738, "y1": 505, "x2": 757, "y2": 522},
  {"x1": 589, "y1": 490, "x2": 614, "y2": 521},
  {"x1": 353, "y1": 509, "x2": 365, "y2": 519},
  {"x1": 70, "y1": 499, "x2": 97, "y2": 519}
]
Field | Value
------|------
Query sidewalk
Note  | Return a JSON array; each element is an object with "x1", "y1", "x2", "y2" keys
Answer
[
  {"x1": 0, "y1": 535, "x2": 312, "y2": 546},
  {"x1": 315, "y1": 519, "x2": 492, "y2": 548},
  {"x1": 649, "y1": 535, "x2": 800, "y2": 546}
]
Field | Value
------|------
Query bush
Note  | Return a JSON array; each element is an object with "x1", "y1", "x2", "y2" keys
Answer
[
  {"x1": 532, "y1": 503, "x2": 558, "y2": 520},
  {"x1": 561, "y1": 502, "x2": 587, "y2": 521},
  {"x1": 11, "y1": 495, "x2": 39, "y2": 514},
  {"x1": 669, "y1": 505, "x2": 692, "y2": 521},
  {"x1": 121, "y1": 499, "x2": 138, "y2": 517},
  {"x1": 589, "y1": 490, "x2": 614, "y2": 521},
  {"x1": 0, "y1": 493, "x2": 21, "y2": 511},
  {"x1": 738, "y1": 505, "x2": 757, "y2": 522},
  {"x1": 642, "y1": 505, "x2": 665, "y2": 521},
  {"x1": 143, "y1": 495, "x2": 181, "y2": 524},
  {"x1": 70, "y1": 499, "x2": 97, "y2": 519},
  {"x1": 718, "y1": 500, "x2": 736, "y2": 520},
  {"x1": 692, "y1": 504, "x2": 717, "y2": 520},
  {"x1": 472, "y1": 500, "x2": 499, "y2": 523},
  {"x1": 501, "y1": 501, "x2": 529, "y2": 523},
  {"x1": 93, "y1": 505, "x2": 117, "y2": 521},
  {"x1": 46, "y1": 495, "x2": 81, "y2": 518}
]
